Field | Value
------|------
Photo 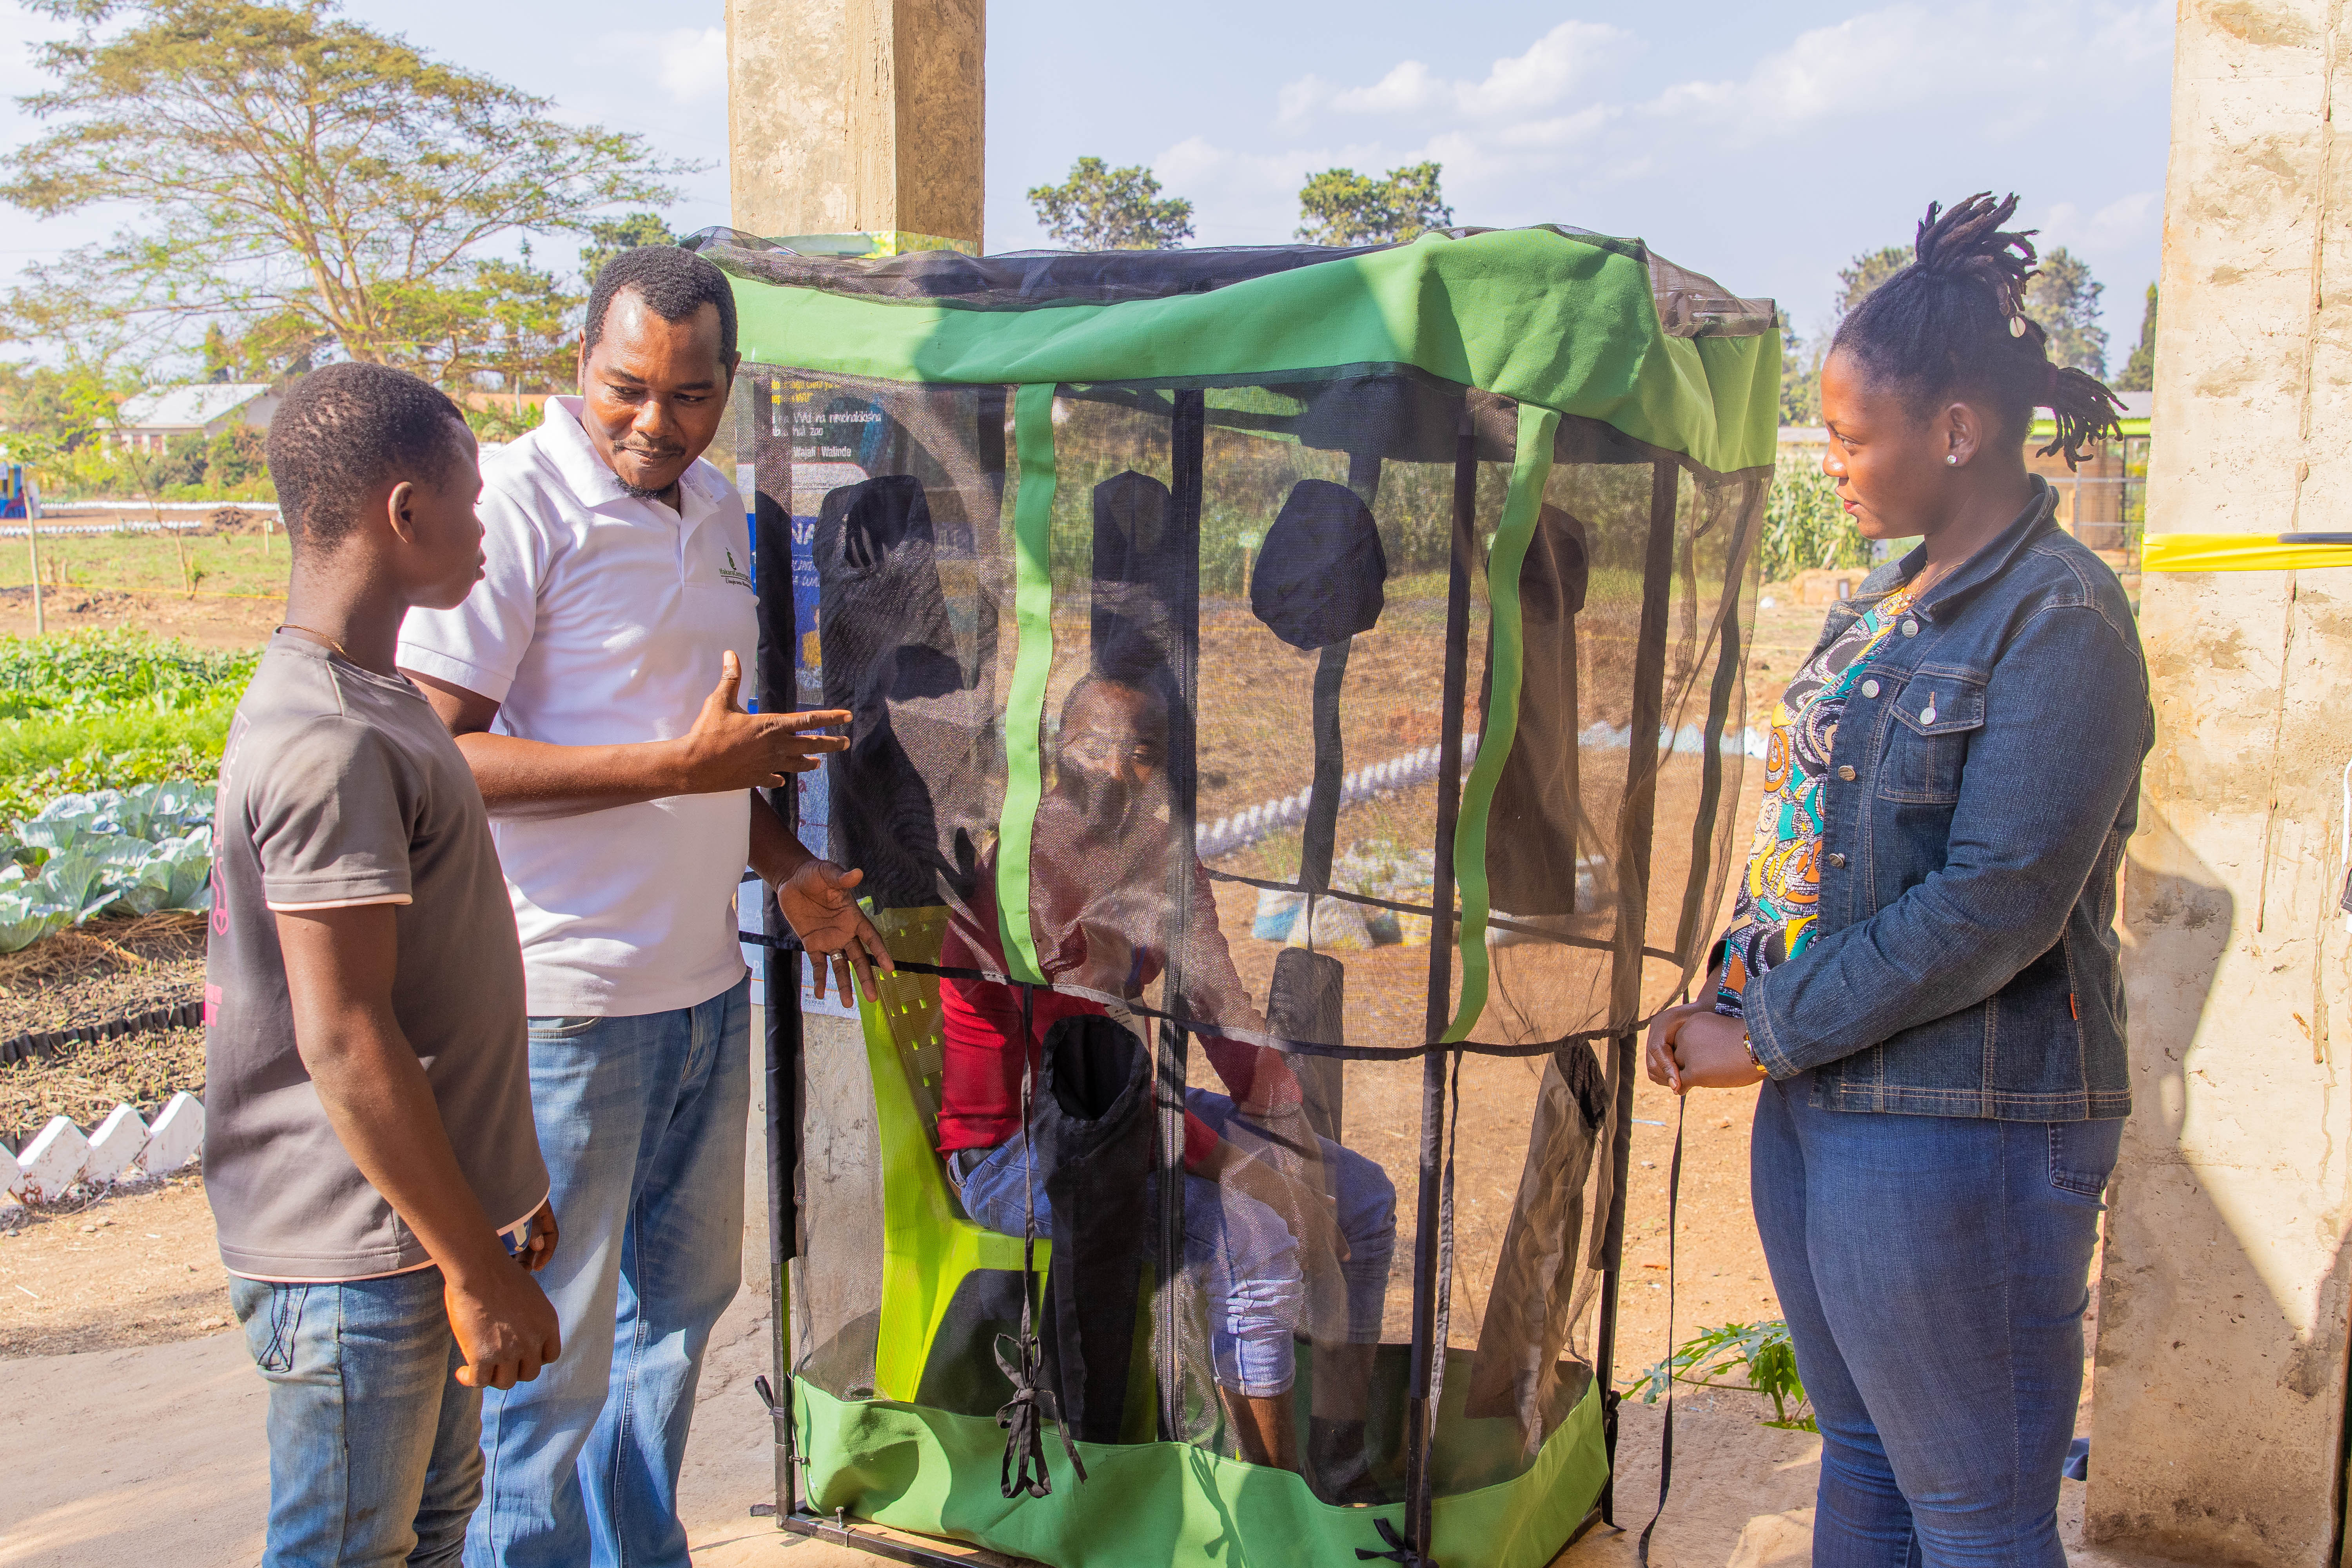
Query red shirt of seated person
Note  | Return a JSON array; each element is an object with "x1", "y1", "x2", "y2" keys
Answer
[{"x1": 936, "y1": 675, "x2": 1298, "y2": 1166}]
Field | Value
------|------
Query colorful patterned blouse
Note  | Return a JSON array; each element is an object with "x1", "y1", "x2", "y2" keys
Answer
[{"x1": 1716, "y1": 582, "x2": 1921, "y2": 1017}]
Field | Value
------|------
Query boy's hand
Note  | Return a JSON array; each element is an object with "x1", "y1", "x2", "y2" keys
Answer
[
  {"x1": 445, "y1": 1256, "x2": 562, "y2": 1390},
  {"x1": 517, "y1": 1198, "x2": 558, "y2": 1273},
  {"x1": 1236, "y1": 1049, "x2": 1303, "y2": 1120},
  {"x1": 777, "y1": 858, "x2": 895, "y2": 1002},
  {"x1": 682, "y1": 652, "x2": 850, "y2": 791}
]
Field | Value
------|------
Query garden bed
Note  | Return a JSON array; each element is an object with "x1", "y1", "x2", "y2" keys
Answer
[{"x1": 0, "y1": 912, "x2": 205, "y2": 1151}]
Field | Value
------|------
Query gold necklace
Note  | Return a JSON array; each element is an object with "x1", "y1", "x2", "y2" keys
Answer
[{"x1": 276, "y1": 623, "x2": 353, "y2": 661}]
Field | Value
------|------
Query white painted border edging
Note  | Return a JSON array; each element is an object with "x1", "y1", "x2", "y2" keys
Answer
[{"x1": 1, "y1": 1092, "x2": 205, "y2": 1206}]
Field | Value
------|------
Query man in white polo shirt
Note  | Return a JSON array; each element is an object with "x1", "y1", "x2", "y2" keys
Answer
[{"x1": 397, "y1": 245, "x2": 890, "y2": 1568}]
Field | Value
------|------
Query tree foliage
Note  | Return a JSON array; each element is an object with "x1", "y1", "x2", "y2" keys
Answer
[
  {"x1": 580, "y1": 212, "x2": 679, "y2": 288},
  {"x1": 0, "y1": 0, "x2": 691, "y2": 380},
  {"x1": 1296, "y1": 162, "x2": 1452, "y2": 246},
  {"x1": 1026, "y1": 158, "x2": 1194, "y2": 250},
  {"x1": 2025, "y1": 246, "x2": 2107, "y2": 378},
  {"x1": 1835, "y1": 245, "x2": 1910, "y2": 321},
  {"x1": 1779, "y1": 312, "x2": 1822, "y2": 427},
  {"x1": 2118, "y1": 283, "x2": 2156, "y2": 392}
]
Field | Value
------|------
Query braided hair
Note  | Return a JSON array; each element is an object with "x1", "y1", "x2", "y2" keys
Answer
[{"x1": 1831, "y1": 193, "x2": 2126, "y2": 470}]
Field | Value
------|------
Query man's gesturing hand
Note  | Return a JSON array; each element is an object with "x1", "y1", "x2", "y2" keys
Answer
[
  {"x1": 445, "y1": 1252, "x2": 562, "y2": 1390},
  {"x1": 682, "y1": 652, "x2": 850, "y2": 792},
  {"x1": 779, "y1": 858, "x2": 896, "y2": 1003}
]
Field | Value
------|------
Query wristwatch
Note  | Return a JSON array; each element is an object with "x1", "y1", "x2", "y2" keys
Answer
[{"x1": 1742, "y1": 1029, "x2": 1763, "y2": 1071}]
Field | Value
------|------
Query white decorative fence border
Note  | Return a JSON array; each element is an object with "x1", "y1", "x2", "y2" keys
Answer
[
  {"x1": 1196, "y1": 723, "x2": 1771, "y2": 861},
  {"x1": 1, "y1": 1092, "x2": 203, "y2": 1212}
]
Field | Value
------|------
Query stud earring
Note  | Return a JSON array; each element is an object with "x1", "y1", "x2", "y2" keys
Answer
[{"x1": 1947, "y1": 454, "x2": 1958, "y2": 465}]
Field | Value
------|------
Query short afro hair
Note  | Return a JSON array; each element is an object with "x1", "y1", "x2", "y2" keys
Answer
[
  {"x1": 266, "y1": 363, "x2": 470, "y2": 551},
  {"x1": 584, "y1": 245, "x2": 738, "y2": 364}
]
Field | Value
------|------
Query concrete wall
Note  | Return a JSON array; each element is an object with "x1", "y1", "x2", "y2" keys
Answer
[
  {"x1": 2090, "y1": 1, "x2": 2352, "y2": 1562},
  {"x1": 725, "y1": 0, "x2": 985, "y2": 247}
]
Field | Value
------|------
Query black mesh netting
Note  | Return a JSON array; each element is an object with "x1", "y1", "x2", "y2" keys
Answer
[{"x1": 757, "y1": 366, "x2": 1766, "y2": 1514}]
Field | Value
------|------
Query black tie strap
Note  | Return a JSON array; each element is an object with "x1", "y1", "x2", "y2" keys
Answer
[
  {"x1": 1354, "y1": 1515, "x2": 1431, "y2": 1566},
  {"x1": 993, "y1": 1329, "x2": 1085, "y2": 1498},
  {"x1": 996, "y1": 984, "x2": 1089, "y2": 1499}
]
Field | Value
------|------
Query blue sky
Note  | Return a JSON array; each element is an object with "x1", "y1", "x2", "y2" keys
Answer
[{"x1": 0, "y1": 0, "x2": 2172, "y2": 358}]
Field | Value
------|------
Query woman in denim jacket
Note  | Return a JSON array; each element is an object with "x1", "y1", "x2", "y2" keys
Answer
[{"x1": 1648, "y1": 194, "x2": 2151, "y2": 1566}]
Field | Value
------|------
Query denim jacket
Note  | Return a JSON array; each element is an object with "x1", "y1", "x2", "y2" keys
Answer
[{"x1": 1743, "y1": 479, "x2": 2150, "y2": 1120}]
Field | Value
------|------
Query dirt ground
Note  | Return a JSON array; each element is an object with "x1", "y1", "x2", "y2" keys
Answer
[
  {"x1": 0, "y1": 582, "x2": 283, "y2": 650},
  {"x1": 0, "y1": 1085, "x2": 2167, "y2": 1568},
  {"x1": 0, "y1": 1170, "x2": 234, "y2": 1354},
  {"x1": 0, "y1": 583, "x2": 2185, "y2": 1565}
]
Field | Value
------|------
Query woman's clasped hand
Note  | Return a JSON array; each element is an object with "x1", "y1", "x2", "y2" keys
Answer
[{"x1": 1644, "y1": 975, "x2": 1768, "y2": 1093}]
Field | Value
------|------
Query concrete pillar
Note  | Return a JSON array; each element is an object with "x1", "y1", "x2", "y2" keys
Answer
[
  {"x1": 2091, "y1": 2, "x2": 2352, "y2": 1562},
  {"x1": 725, "y1": 0, "x2": 985, "y2": 248}
]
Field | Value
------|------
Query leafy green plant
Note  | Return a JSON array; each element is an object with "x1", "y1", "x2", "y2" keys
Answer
[
  {"x1": 0, "y1": 780, "x2": 216, "y2": 949},
  {"x1": 1632, "y1": 1319, "x2": 1816, "y2": 1432},
  {"x1": 0, "y1": 629, "x2": 257, "y2": 722},
  {"x1": 1759, "y1": 457, "x2": 1870, "y2": 585}
]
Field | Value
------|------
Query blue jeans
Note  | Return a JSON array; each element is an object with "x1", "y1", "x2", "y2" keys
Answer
[
  {"x1": 956, "y1": 1088, "x2": 1396, "y2": 1396},
  {"x1": 466, "y1": 979, "x2": 750, "y2": 1568},
  {"x1": 231, "y1": 1266, "x2": 481, "y2": 1568},
  {"x1": 1751, "y1": 1074, "x2": 2123, "y2": 1567}
]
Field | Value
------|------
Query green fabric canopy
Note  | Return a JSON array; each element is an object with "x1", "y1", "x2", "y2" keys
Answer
[{"x1": 723, "y1": 227, "x2": 1780, "y2": 476}]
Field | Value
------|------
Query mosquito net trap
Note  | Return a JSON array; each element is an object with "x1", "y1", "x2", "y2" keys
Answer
[{"x1": 699, "y1": 225, "x2": 1779, "y2": 1568}]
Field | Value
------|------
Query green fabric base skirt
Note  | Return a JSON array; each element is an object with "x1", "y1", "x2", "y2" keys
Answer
[{"x1": 793, "y1": 1371, "x2": 1608, "y2": 1568}]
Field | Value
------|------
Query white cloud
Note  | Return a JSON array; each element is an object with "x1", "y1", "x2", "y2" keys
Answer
[
  {"x1": 1278, "y1": 21, "x2": 1637, "y2": 127},
  {"x1": 2040, "y1": 191, "x2": 2161, "y2": 251},
  {"x1": 1642, "y1": 0, "x2": 2171, "y2": 139},
  {"x1": 1334, "y1": 62, "x2": 1445, "y2": 116},
  {"x1": 1133, "y1": 2, "x2": 2172, "y2": 332},
  {"x1": 652, "y1": 27, "x2": 728, "y2": 104}
]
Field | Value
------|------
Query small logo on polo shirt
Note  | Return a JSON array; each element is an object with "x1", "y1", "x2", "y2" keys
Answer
[{"x1": 720, "y1": 549, "x2": 752, "y2": 590}]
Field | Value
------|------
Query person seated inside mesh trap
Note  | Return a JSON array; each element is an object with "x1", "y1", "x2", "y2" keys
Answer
[{"x1": 935, "y1": 667, "x2": 1398, "y2": 1499}]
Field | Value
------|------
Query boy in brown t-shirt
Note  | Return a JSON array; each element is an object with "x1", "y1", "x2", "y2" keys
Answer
[{"x1": 206, "y1": 362, "x2": 558, "y2": 1565}]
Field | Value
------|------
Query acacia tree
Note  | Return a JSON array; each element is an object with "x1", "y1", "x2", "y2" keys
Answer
[
  {"x1": 0, "y1": 0, "x2": 692, "y2": 378},
  {"x1": 1027, "y1": 158, "x2": 1194, "y2": 249},
  {"x1": 2025, "y1": 247, "x2": 2107, "y2": 377},
  {"x1": 1296, "y1": 163, "x2": 1452, "y2": 246}
]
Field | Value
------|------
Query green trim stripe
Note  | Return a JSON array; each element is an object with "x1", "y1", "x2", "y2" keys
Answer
[
  {"x1": 994, "y1": 384, "x2": 1058, "y2": 987},
  {"x1": 793, "y1": 1373, "x2": 1608, "y2": 1568},
  {"x1": 1445, "y1": 403, "x2": 1560, "y2": 1043},
  {"x1": 728, "y1": 229, "x2": 1779, "y2": 475}
]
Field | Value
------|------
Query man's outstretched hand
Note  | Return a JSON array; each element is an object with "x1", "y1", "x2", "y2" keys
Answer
[
  {"x1": 779, "y1": 858, "x2": 896, "y2": 1003},
  {"x1": 682, "y1": 652, "x2": 850, "y2": 793}
]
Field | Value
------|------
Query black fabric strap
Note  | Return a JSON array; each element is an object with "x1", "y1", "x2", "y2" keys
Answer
[
  {"x1": 1197, "y1": 865, "x2": 1681, "y2": 962},
  {"x1": 1355, "y1": 1516, "x2": 1433, "y2": 1566},
  {"x1": 1671, "y1": 477, "x2": 1759, "y2": 962},
  {"x1": 996, "y1": 984, "x2": 1087, "y2": 1498},
  {"x1": 1636, "y1": 1096, "x2": 1688, "y2": 1565},
  {"x1": 1403, "y1": 409, "x2": 1478, "y2": 1559},
  {"x1": 738, "y1": 937, "x2": 1660, "y2": 1064}
]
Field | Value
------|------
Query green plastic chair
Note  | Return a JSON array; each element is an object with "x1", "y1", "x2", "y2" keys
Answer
[{"x1": 860, "y1": 905, "x2": 1045, "y2": 1403}]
